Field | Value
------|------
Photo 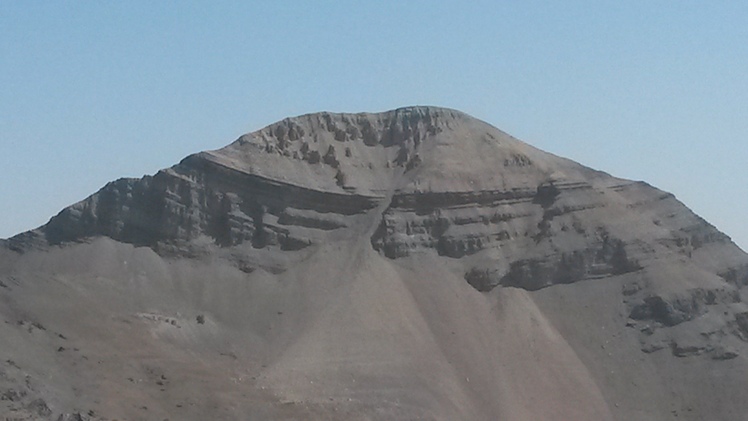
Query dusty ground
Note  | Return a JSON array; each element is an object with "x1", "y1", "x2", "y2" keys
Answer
[{"x1": 2, "y1": 238, "x2": 747, "y2": 420}]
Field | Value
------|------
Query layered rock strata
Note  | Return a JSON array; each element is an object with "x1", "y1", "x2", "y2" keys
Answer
[
  {"x1": 4, "y1": 106, "x2": 748, "y2": 420},
  {"x1": 12, "y1": 107, "x2": 747, "y2": 291},
  {"x1": 8, "y1": 106, "x2": 748, "y2": 337}
]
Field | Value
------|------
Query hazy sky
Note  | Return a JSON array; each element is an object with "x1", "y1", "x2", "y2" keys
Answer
[{"x1": 2, "y1": 2, "x2": 746, "y2": 250}]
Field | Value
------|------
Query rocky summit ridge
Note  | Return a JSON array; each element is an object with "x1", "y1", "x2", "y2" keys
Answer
[
  {"x1": 3, "y1": 106, "x2": 748, "y2": 420},
  {"x1": 12, "y1": 106, "x2": 746, "y2": 291}
]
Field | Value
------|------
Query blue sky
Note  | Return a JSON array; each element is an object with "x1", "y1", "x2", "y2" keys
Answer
[{"x1": 1, "y1": 2, "x2": 747, "y2": 250}]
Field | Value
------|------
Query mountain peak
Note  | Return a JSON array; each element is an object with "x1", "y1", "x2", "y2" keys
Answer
[
  {"x1": 10, "y1": 106, "x2": 745, "y2": 286},
  {"x1": 3, "y1": 107, "x2": 748, "y2": 420},
  {"x1": 194, "y1": 106, "x2": 598, "y2": 200}
]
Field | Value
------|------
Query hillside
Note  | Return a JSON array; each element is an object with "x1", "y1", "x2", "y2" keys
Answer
[{"x1": 2, "y1": 107, "x2": 748, "y2": 420}]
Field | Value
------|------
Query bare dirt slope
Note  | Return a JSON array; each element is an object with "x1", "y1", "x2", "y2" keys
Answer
[{"x1": 2, "y1": 107, "x2": 748, "y2": 420}]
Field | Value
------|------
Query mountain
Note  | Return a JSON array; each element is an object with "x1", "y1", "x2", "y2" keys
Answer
[{"x1": 2, "y1": 106, "x2": 748, "y2": 420}]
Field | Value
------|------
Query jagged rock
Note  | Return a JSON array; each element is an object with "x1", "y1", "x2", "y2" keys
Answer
[
  {"x1": 630, "y1": 288, "x2": 742, "y2": 327},
  {"x1": 323, "y1": 145, "x2": 340, "y2": 168},
  {"x1": 630, "y1": 296, "x2": 692, "y2": 327},
  {"x1": 306, "y1": 149, "x2": 321, "y2": 164}
]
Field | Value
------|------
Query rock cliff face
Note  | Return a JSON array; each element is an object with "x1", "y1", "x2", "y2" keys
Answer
[
  {"x1": 14, "y1": 107, "x2": 745, "y2": 291},
  {"x1": 3, "y1": 107, "x2": 748, "y2": 420}
]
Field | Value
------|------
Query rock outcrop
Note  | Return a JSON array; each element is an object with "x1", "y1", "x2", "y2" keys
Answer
[{"x1": 13, "y1": 107, "x2": 745, "y2": 292}]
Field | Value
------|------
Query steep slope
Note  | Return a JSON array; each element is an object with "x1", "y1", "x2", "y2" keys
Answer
[{"x1": 2, "y1": 106, "x2": 748, "y2": 420}]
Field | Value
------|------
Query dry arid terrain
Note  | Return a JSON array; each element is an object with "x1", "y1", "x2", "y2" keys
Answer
[{"x1": 2, "y1": 107, "x2": 748, "y2": 420}]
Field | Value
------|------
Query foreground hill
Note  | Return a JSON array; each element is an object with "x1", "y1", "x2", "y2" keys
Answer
[{"x1": 2, "y1": 107, "x2": 748, "y2": 420}]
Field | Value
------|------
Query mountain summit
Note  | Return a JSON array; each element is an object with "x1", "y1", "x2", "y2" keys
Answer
[{"x1": 2, "y1": 107, "x2": 748, "y2": 420}]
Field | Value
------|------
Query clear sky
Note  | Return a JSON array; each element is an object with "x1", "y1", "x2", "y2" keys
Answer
[{"x1": 1, "y1": 2, "x2": 746, "y2": 250}]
